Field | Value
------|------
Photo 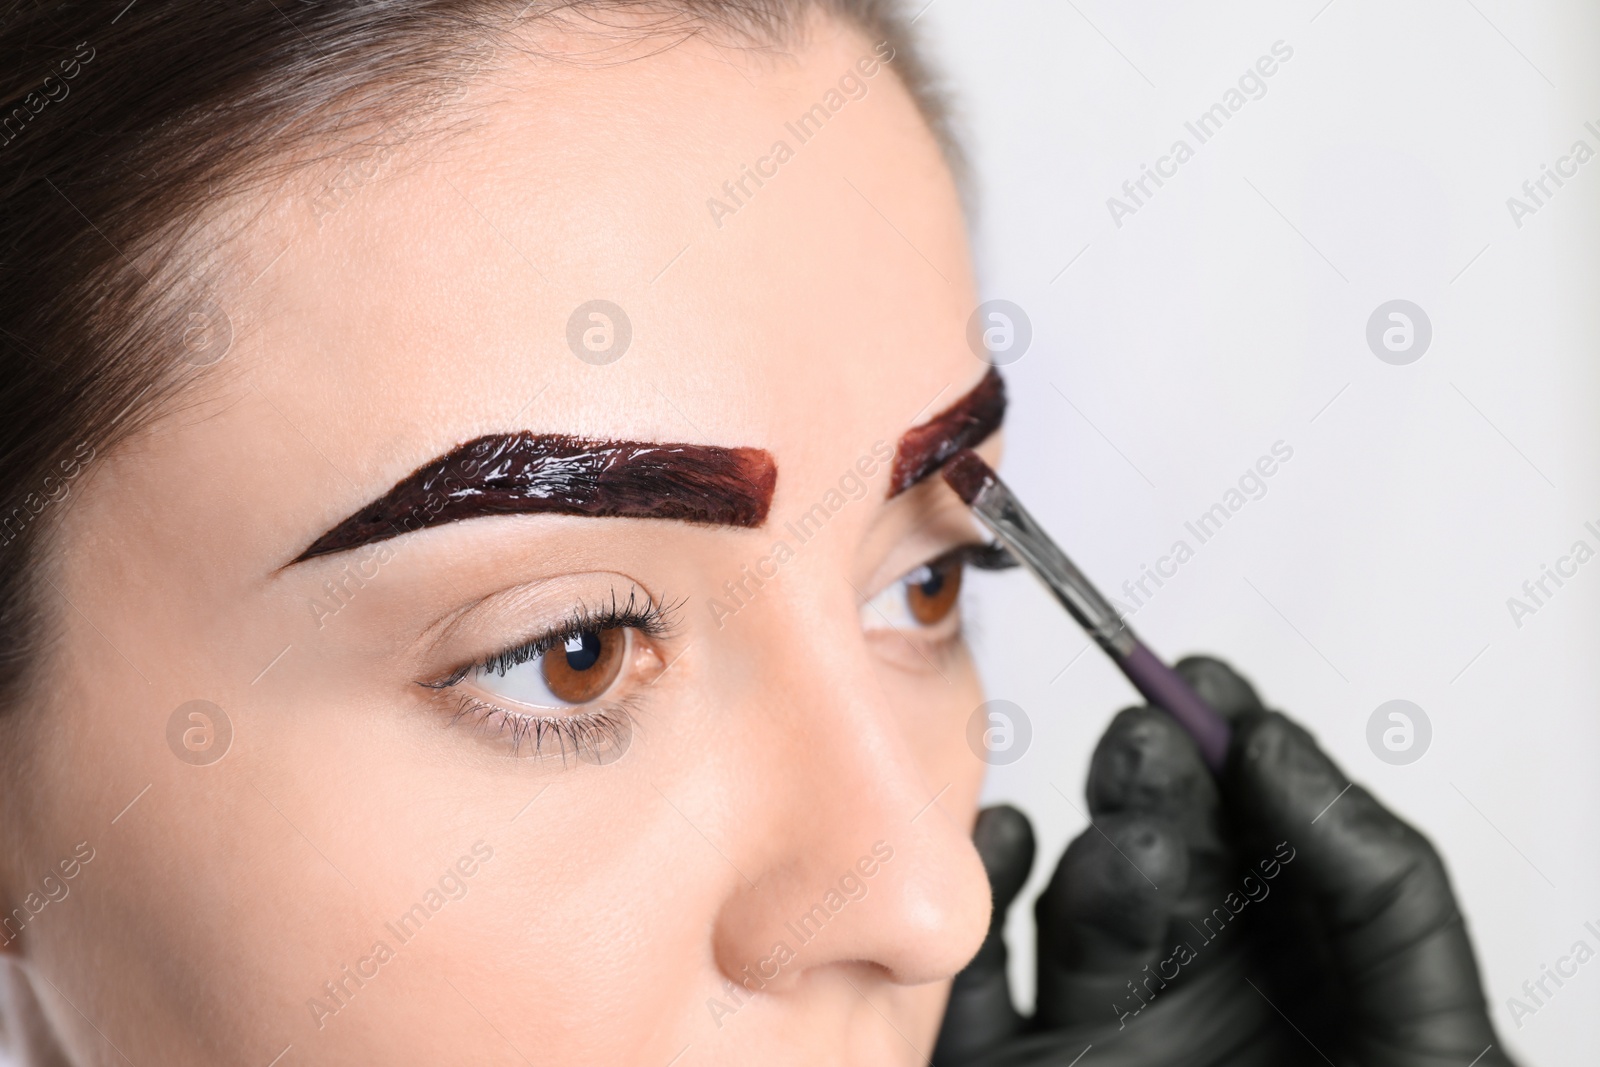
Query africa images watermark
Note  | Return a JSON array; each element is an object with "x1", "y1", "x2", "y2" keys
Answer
[
  {"x1": 1504, "y1": 517, "x2": 1600, "y2": 630},
  {"x1": 1114, "y1": 440, "x2": 1294, "y2": 618},
  {"x1": 306, "y1": 540, "x2": 401, "y2": 629},
  {"x1": 1114, "y1": 840, "x2": 1297, "y2": 1029},
  {"x1": 705, "y1": 41, "x2": 896, "y2": 229},
  {"x1": 1504, "y1": 116, "x2": 1600, "y2": 230},
  {"x1": 306, "y1": 840, "x2": 496, "y2": 1031},
  {"x1": 1106, "y1": 40, "x2": 1294, "y2": 229},
  {"x1": 706, "y1": 439, "x2": 894, "y2": 629},
  {"x1": 1504, "y1": 918, "x2": 1600, "y2": 1030},
  {"x1": 0, "y1": 40, "x2": 96, "y2": 151},
  {"x1": 166, "y1": 699, "x2": 234, "y2": 767},
  {"x1": 302, "y1": 448, "x2": 496, "y2": 630},
  {"x1": 706, "y1": 840, "x2": 896, "y2": 1027},
  {"x1": 0, "y1": 841, "x2": 97, "y2": 948},
  {"x1": 0, "y1": 441, "x2": 97, "y2": 550}
]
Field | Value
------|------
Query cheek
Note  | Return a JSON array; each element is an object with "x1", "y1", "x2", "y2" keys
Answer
[{"x1": 443, "y1": 780, "x2": 728, "y2": 1055}]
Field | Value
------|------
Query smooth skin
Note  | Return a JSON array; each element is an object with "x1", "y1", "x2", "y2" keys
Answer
[{"x1": 0, "y1": 15, "x2": 995, "y2": 1065}]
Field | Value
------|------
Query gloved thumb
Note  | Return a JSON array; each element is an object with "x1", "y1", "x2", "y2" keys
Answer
[{"x1": 932, "y1": 804, "x2": 1035, "y2": 1065}]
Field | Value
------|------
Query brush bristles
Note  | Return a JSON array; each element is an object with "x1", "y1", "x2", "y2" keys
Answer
[{"x1": 940, "y1": 449, "x2": 995, "y2": 505}]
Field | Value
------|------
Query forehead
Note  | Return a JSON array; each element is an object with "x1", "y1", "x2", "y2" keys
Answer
[{"x1": 167, "y1": 19, "x2": 979, "y2": 554}]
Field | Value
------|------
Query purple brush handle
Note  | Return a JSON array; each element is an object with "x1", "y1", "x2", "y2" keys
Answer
[{"x1": 1119, "y1": 643, "x2": 1231, "y2": 772}]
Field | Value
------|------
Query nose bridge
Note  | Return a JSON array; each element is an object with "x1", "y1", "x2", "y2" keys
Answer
[
  {"x1": 708, "y1": 581, "x2": 989, "y2": 990},
  {"x1": 768, "y1": 645, "x2": 932, "y2": 873},
  {"x1": 751, "y1": 568, "x2": 945, "y2": 844}
]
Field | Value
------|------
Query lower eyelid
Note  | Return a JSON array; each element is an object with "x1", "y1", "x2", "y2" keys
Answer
[
  {"x1": 444, "y1": 693, "x2": 637, "y2": 762},
  {"x1": 426, "y1": 624, "x2": 666, "y2": 759}
]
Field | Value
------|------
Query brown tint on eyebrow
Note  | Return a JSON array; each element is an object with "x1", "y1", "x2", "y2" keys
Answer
[
  {"x1": 889, "y1": 367, "x2": 1006, "y2": 497},
  {"x1": 293, "y1": 433, "x2": 777, "y2": 563}
]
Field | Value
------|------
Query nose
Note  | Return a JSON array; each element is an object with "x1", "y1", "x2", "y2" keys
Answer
[{"x1": 707, "y1": 604, "x2": 991, "y2": 995}]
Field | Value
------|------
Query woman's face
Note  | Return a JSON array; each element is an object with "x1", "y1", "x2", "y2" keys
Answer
[{"x1": 5, "y1": 17, "x2": 999, "y2": 1065}]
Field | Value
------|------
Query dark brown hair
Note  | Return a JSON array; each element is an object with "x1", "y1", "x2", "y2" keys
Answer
[{"x1": 0, "y1": 0, "x2": 954, "y2": 703}]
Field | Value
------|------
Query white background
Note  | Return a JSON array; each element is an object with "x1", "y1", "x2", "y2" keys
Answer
[{"x1": 923, "y1": 1, "x2": 1600, "y2": 1063}]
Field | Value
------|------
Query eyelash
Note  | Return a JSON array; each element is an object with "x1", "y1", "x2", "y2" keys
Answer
[
  {"x1": 445, "y1": 696, "x2": 639, "y2": 763},
  {"x1": 420, "y1": 589, "x2": 680, "y2": 760},
  {"x1": 863, "y1": 541, "x2": 1014, "y2": 648},
  {"x1": 416, "y1": 543, "x2": 1012, "y2": 758},
  {"x1": 945, "y1": 541, "x2": 1016, "y2": 573}
]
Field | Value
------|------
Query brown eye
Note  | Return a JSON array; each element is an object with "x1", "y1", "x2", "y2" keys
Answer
[
  {"x1": 540, "y1": 628, "x2": 626, "y2": 704},
  {"x1": 904, "y1": 556, "x2": 963, "y2": 626}
]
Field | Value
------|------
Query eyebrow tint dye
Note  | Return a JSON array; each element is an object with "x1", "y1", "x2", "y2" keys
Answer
[
  {"x1": 890, "y1": 367, "x2": 1005, "y2": 497},
  {"x1": 296, "y1": 433, "x2": 776, "y2": 562}
]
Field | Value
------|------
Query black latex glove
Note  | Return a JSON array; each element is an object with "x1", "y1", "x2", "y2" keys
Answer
[{"x1": 934, "y1": 656, "x2": 1514, "y2": 1067}]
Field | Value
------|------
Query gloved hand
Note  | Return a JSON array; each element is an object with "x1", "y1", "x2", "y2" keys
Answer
[{"x1": 934, "y1": 656, "x2": 1513, "y2": 1067}]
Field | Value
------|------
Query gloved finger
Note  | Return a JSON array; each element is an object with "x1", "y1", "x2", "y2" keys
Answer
[
  {"x1": 1087, "y1": 704, "x2": 1225, "y2": 854},
  {"x1": 933, "y1": 805, "x2": 1035, "y2": 1065},
  {"x1": 1085, "y1": 701, "x2": 1243, "y2": 985},
  {"x1": 1174, "y1": 654, "x2": 1267, "y2": 721},
  {"x1": 1085, "y1": 653, "x2": 1270, "y2": 849},
  {"x1": 1033, "y1": 812, "x2": 1187, "y2": 1028},
  {"x1": 1224, "y1": 705, "x2": 1507, "y2": 1062}
]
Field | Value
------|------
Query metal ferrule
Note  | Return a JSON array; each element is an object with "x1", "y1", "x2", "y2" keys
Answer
[{"x1": 969, "y1": 479, "x2": 1138, "y2": 657}]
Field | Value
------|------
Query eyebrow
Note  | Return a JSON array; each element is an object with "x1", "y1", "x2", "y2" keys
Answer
[
  {"x1": 293, "y1": 433, "x2": 777, "y2": 563},
  {"x1": 889, "y1": 367, "x2": 1006, "y2": 497}
]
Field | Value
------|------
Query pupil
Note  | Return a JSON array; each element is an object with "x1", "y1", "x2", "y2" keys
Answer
[
  {"x1": 912, "y1": 566, "x2": 943, "y2": 598},
  {"x1": 563, "y1": 631, "x2": 603, "y2": 671}
]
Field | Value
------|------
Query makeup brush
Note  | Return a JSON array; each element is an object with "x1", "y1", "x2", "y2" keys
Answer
[{"x1": 941, "y1": 449, "x2": 1231, "y2": 772}]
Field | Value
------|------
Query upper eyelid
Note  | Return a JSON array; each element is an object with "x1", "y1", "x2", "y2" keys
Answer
[
  {"x1": 409, "y1": 571, "x2": 662, "y2": 665},
  {"x1": 868, "y1": 540, "x2": 1014, "y2": 599},
  {"x1": 508, "y1": 599, "x2": 674, "y2": 674},
  {"x1": 421, "y1": 589, "x2": 679, "y2": 691},
  {"x1": 946, "y1": 541, "x2": 1016, "y2": 572}
]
